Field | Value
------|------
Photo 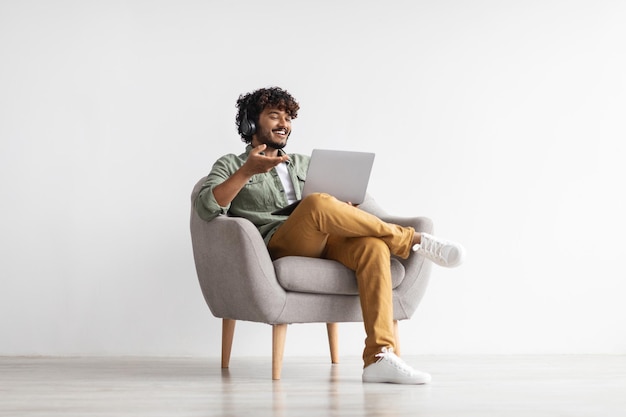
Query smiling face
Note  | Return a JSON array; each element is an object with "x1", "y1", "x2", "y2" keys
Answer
[{"x1": 251, "y1": 107, "x2": 292, "y2": 150}]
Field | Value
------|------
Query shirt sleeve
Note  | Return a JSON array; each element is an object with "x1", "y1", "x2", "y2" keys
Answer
[{"x1": 194, "y1": 156, "x2": 236, "y2": 221}]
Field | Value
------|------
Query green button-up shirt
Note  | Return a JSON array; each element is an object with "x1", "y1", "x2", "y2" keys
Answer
[{"x1": 195, "y1": 145, "x2": 310, "y2": 245}]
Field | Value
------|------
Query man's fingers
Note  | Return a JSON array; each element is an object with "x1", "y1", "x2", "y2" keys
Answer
[
  {"x1": 252, "y1": 144, "x2": 267, "y2": 155},
  {"x1": 268, "y1": 155, "x2": 288, "y2": 166}
]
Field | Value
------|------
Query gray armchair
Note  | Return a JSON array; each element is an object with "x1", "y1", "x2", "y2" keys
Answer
[{"x1": 190, "y1": 176, "x2": 434, "y2": 379}]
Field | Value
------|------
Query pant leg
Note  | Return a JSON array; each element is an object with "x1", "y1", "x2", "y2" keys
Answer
[
  {"x1": 267, "y1": 193, "x2": 414, "y2": 260},
  {"x1": 324, "y1": 235, "x2": 396, "y2": 367},
  {"x1": 267, "y1": 193, "x2": 412, "y2": 366}
]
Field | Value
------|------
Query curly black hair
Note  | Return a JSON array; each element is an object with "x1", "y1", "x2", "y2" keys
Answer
[{"x1": 236, "y1": 86, "x2": 300, "y2": 143}]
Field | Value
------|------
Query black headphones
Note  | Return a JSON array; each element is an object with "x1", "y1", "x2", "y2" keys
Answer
[{"x1": 239, "y1": 108, "x2": 256, "y2": 137}]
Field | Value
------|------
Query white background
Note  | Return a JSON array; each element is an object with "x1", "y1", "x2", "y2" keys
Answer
[{"x1": 1, "y1": 0, "x2": 625, "y2": 358}]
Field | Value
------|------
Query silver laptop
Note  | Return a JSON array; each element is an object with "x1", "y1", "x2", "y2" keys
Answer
[{"x1": 272, "y1": 149, "x2": 375, "y2": 215}]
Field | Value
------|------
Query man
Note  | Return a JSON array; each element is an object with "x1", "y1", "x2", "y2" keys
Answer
[{"x1": 195, "y1": 86, "x2": 465, "y2": 384}]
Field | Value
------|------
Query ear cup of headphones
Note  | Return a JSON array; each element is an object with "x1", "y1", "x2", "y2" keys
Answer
[{"x1": 239, "y1": 109, "x2": 256, "y2": 137}]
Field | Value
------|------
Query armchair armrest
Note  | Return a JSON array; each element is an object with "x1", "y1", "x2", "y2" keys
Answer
[{"x1": 190, "y1": 213, "x2": 287, "y2": 323}]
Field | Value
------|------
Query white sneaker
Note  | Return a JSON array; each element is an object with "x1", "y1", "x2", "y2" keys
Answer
[
  {"x1": 362, "y1": 348, "x2": 431, "y2": 385},
  {"x1": 412, "y1": 233, "x2": 465, "y2": 268}
]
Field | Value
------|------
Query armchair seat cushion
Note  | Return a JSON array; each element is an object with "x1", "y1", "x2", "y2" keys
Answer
[{"x1": 273, "y1": 256, "x2": 405, "y2": 295}]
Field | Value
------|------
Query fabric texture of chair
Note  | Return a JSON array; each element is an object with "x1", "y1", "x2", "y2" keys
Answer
[{"x1": 189, "y1": 176, "x2": 434, "y2": 379}]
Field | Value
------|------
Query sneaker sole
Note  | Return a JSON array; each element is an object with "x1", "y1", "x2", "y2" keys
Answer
[{"x1": 362, "y1": 375, "x2": 431, "y2": 385}]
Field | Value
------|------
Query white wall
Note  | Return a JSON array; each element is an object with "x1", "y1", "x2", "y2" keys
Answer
[{"x1": 1, "y1": 0, "x2": 625, "y2": 358}]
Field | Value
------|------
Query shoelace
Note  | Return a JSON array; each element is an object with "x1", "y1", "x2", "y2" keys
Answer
[
  {"x1": 419, "y1": 237, "x2": 446, "y2": 263},
  {"x1": 375, "y1": 347, "x2": 416, "y2": 376}
]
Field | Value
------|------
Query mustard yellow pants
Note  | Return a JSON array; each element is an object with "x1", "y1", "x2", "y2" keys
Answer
[{"x1": 267, "y1": 193, "x2": 415, "y2": 366}]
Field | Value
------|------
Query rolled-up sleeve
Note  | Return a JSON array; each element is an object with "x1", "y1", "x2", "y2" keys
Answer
[{"x1": 194, "y1": 156, "x2": 236, "y2": 222}]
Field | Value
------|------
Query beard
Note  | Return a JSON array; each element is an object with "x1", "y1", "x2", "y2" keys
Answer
[{"x1": 255, "y1": 126, "x2": 289, "y2": 150}]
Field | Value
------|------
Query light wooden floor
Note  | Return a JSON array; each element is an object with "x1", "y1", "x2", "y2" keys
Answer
[{"x1": 1, "y1": 355, "x2": 625, "y2": 416}]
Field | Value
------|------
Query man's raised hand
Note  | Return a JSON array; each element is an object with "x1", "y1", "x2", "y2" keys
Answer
[{"x1": 242, "y1": 144, "x2": 289, "y2": 175}]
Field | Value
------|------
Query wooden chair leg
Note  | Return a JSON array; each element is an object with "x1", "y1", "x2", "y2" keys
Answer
[
  {"x1": 393, "y1": 320, "x2": 401, "y2": 357},
  {"x1": 272, "y1": 324, "x2": 288, "y2": 380},
  {"x1": 326, "y1": 323, "x2": 339, "y2": 364},
  {"x1": 221, "y1": 319, "x2": 236, "y2": 368}
]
